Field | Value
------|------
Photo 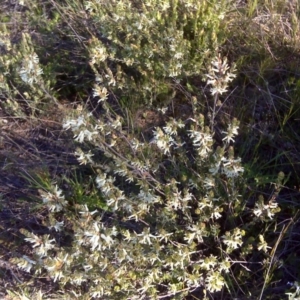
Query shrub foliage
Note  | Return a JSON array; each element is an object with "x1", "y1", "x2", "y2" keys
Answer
[{"x1": 1, "y1": 0, "x2": 299, "y2": 299}]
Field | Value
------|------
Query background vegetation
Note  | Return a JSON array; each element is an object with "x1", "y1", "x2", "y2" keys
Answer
[{"x1": 1, "y1": 0, "x2": 300, "y2": 299}]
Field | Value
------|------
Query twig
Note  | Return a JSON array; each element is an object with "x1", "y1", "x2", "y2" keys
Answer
[{"x1": 258, "y1": 218, "x2": 294, "y2": 300}]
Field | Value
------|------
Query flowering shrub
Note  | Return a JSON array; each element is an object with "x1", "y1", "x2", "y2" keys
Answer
[
  {"x1": 0, "y1": 29, "x2": 53, "y2": 116},
  {"x1": 10, "y1": 53, "x2": 282, "y2": 299},
  {"x1": 86, "y1": 0, "x2": 228, "y2": 107},
  {"x1": 3, "y1": 0, "x2": 293, "y2": 298}
]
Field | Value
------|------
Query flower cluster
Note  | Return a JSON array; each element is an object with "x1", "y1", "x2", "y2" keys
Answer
[
  {"x1": 253, "y1": 195, "x2": 280, "y2": 220},
  {"x1": 206, "y1": 54, "x2": 236, "y2": 96},
  {"x1": 39, "y1": 185, "x2": 68, "y2": 212},
  {"x1": 19, "y1": 52, "x2": 43, "y2": 85}
]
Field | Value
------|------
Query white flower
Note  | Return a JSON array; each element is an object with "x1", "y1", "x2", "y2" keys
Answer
[
  {"x1": 114, "y1": 162, "x2": 128, "y2": 177},
  {"x1": 188, "y1": 178, "x2": 199, "y2": 189},
  {"x1": 100, "y1": 233, "x2": 115, "y2": 248},
  {"x1": 71, "y1": 273, "x2": 86, "y2": 285},
  {"x1": 105, "y1": 73, "x2": 116, "y2": 86},
  {"x1": 209, "y1": 154, "x2": 222, "y2": 174},
  {"x1": 221, "y1": 157, "x2": 244, "y2": 178},
  {"x1": 75, "y1": 150, "x2": 94, "y2": 165},
  {"x1": 257, "y1": 234, "x2": 271, "y2": 252},
  {"x1": 131, "y1": 138, "x2": 144, "y2": 151},
  {"x1": 210, "y1": 85, "x2": 228, "y2": 96},
  {"x1": 79, "y1": 204, "x2": 98, "y2": 218},
  {"x1": 137, "y1": 228, "x2": 157, "y2": 245},
  {"x1": 93, "y1": 85, "x2": 108, "y2": 103},
  {"x1": 188, "y1": 129, "x2": 213, "y2": 157},
  {"x1": 211, "y1": 209, "x2": 222, "y2": 219},
  {"x1": 110, "y1": 115, "x2": 122, "y2": 129},
  {"x1": 222, "y1": 229, "x2": 244, "y2": 251},
  {"x1": 206, "y1": 55, "x2": 236, "y2": 96},
  {"x1": 40, "y1": 186, "x2": 67, "y2": 212},
  {"x1": 63, "y1": 115, "x2": 86, "y2": 130},
  {"x1": 25, "y1": 233, "x2": 42, "y2": 248},
  {"x1": 35, "y1": 235, "x2": 55, "y2": 257},
  {"x1": 95, "y1": 173, "x2": 107, "y2": 188},
  {"x1": 45, "y1": 255, "x2": 68, "y2": 282},
  {"x1": 185, "y1": 223, "x2": 204, "y2": 243},
  {"x1": 157, "y1": 106, "x2": 168, "y2": 114},
  {"x1": 158, "y1": 229, "x2": 173, "y2": 242},
  {"x1": 151, "y1": 127, "x2": 174, "y2": 154},
  {"x1": 222, "y1": 123, "x2": 239, "y2": 144},
  {"x1": 17, "y1": 256, "x2": 36, "y2": 272},
  {"x1": 205, "y1": 271, "x2": 225, "y2": 292},
  {"x1": 203, "y1": 176, "x2": 215, "y2": 189},
  {"x1": 160, "y1": 1, "x2": 170, "y2": 11},
  {"x1": 74, "y1": 129, "x2": 97, "y2": 143},
  {"x1": 199, "y1": 255, "x2": 218, "y2": 271},
  {"x1": 253, "y1": 198, "x2": 278, "y2": 219},
  {"x1": 182, "y1": 190, "x2": 193, "y2": 203},
  {"x1": 138, "y1": 189, "x2": 160, "y2": 204},
  {"x1": 90, "y1": 288, "x2": 105, "y2": 298},
  {"x1": 19, "y1": 53, "x2": 43, "y2": 85},
  {"x1": 86, "y1": 231, "x2": 100, "y2": 251},
  {"x1": 163, "y1": 118, "x2": 182, "y2": 136},
  {"x1": 107, "y1": 190, "x2": 125, "y2": 211},
  {"x1": 174, "y1": 52, "x2": 183, "y2": 59},
  {"x1": 198, "y1": 195, "x2": 213, "y2": 209}
]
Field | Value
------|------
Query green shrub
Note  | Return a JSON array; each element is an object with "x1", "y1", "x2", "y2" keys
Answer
[
  {"x1": 4, "y1": 0, "x2": 299, "y2": 299},
  {"x1": 86, "y1": 0, "x2": 228, "y2": 108},
  {"x1": 10, "y1": 54, "x2": 282, "y2": 299},
  {"x1": 0, "y1": 28, "x2": 54, "y2": 116}
]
